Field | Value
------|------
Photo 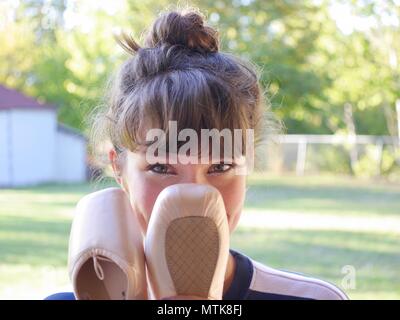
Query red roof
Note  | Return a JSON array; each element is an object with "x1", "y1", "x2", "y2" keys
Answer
[{"x1": 0, "y1": 84, "x2": 56, "y2": 110}]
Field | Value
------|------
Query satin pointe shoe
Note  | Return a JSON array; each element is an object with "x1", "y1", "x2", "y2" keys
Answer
[
  {"x1": 145, "y1": 183, "x2": 230, "y2": 300},
  {"x1": 68, "y1": 187, "x2": 147, "y2": 300}
]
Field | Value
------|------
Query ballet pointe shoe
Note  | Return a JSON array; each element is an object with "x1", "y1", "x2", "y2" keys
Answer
[
  {"x1": 145, "y1": 183, "x2": 230, "y2": 300},
  {"x1": 68, "y1": 187, "x2": 147, "y2": 300}
]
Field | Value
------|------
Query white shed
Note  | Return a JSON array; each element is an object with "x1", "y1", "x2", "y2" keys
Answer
[{"x1": 0, "y1": 85, "x2": 87, "y2": 187}]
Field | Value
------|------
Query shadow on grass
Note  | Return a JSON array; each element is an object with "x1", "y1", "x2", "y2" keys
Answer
[
  {"x1": 232, "y1": 227, "x2": 400, "y2": 294},
  {"x1": 0, "y1": 214, "x2": 71, "y2": 267},
  {"x1": 244, "y1": 182, "x2": 400, "y2": 216},
  {"x1": 8, "y1": 180, "x2": 119, "y2": 194}
]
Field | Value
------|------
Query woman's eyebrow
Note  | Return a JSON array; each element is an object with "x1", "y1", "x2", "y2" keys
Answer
[{"x1": 209, "y1": 156, "x2": 235, "y2": 163}]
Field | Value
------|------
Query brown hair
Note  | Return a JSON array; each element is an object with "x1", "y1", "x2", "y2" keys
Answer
[{"x1": 88, "y1": 7, "x2": 282, "y2": 180}]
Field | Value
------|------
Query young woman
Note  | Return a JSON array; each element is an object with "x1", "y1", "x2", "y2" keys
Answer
[{"x1": 46, "y1": 7, "x2": 348, "y2": 300}]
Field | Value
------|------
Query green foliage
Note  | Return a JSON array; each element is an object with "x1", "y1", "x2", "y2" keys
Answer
[
  {"x1": 306, "y1": 144, "x2": 352, "y2": 174},
  {"x1": 353, "y1": 145, "x2": 383, "y2": 178},
  {"x1": 381, "y1": 147, "x2": 400, "y2": 181},
  {"x1": 1, "y1": 0, "x2": 399, "y2": 138}
]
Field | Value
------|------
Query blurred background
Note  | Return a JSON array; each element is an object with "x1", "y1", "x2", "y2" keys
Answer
[{"x1": 0, "y1": 0, "x2": 399, "y2": 299}]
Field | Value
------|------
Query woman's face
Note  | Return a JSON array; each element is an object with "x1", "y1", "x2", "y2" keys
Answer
[{"x1": 110, "y1": 148, "x2": 247, "y2": 234}]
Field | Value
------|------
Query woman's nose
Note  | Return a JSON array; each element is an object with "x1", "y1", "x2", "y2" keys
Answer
[{"x1": 179, "y1": 167, "x2": 208, "y2": 185}]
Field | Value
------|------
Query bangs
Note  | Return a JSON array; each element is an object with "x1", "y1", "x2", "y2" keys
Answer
[{"x1": 116, "y1": 69, "x2": 251, "y2": 155}]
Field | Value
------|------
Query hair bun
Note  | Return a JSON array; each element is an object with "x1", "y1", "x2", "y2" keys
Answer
[{"x1": 144, "y1": 10, "x2": 219, "y2": 53}]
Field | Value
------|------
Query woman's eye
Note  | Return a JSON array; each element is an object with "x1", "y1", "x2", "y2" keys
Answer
[
  {"x1": 148, "y1": 164, "x2": 172, "y2": 175},
  {"x1": 208, "y1": 163, "x2": 233, "y2": 174}
]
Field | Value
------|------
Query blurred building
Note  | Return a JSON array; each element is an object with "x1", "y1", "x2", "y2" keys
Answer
[{"x1": 0, "y1": 84, "x2": 87, "y2": 187}]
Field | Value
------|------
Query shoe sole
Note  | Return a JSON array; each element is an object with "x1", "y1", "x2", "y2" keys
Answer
[
  {"x1": 165, "y1": 216, "x2": 219, "y2": 297},
  {"x1": 145, "y1": 183, "x2": 230, "y2": 300}
]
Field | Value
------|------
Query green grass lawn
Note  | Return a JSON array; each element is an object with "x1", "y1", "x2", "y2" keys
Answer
[{"x1": 0, "y1": 174, "x2": 399, "y2": 299}]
